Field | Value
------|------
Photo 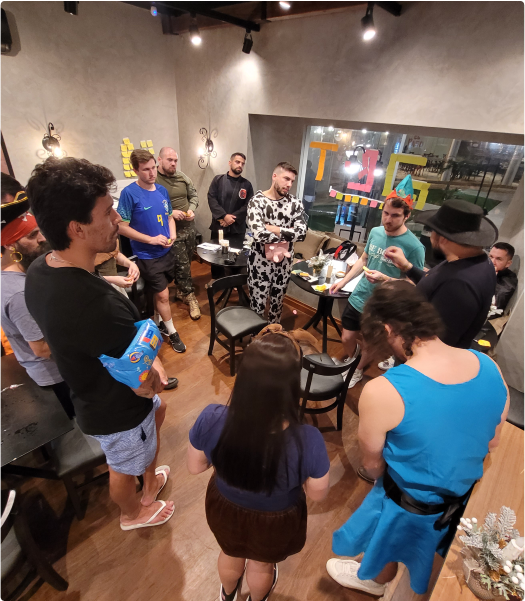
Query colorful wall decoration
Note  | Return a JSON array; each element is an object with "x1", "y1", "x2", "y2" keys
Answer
[
  {"x1": 120, "y1": 138, "x2": 155, "y2": 178},
  {"x1": 309, "y1": 142, "x2": 430, "y2": 211}
]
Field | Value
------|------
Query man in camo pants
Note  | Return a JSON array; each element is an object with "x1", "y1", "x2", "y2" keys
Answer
[{"x1": 156, "y1": 147, "x2": 200, "y2": 320}]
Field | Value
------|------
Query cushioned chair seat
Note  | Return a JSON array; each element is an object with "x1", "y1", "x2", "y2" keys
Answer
[
  {"x1": 300, "y1": 353, "x2": 344, "y2": 400},
  {"x1": 49, "y1": 422, "x2": 106, "y2": 478},
  {"x1": 216, "y1": 306, "x2": 267, "y2": 340},
  {"x1": 507, "y1": 386, "x2": 524, "y2": 430},
  {"x1": 1, "y1": 528, "x2": 23, "y2": 578}
]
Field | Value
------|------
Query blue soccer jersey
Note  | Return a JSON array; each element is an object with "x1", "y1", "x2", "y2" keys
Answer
[{"x1": 117, "y1": 183, "x2": 173, "y2": 259}]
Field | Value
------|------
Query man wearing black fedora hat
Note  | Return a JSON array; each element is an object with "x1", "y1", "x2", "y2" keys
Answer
[{"x1": 384, "y1": 199, "x2": 497, "y2": 349}]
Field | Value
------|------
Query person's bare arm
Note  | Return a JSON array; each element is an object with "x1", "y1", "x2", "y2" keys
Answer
[
  {"x1": 131, "y1": 357, "x2": 168, "y2": 398},
  {"x1": 488, "y1": 361, "x2": 511, "y2": 452},
  {"x1": 358, "y1": 377, "x2": 405, "y2": 480},
  {"x1": 119, "y1": 221, "x2": 170, "y2": 247},
  {"x1": 28, "y1": 339, "x2": 52, "y2": 359},
  {"x1": 304, "y1": 472, "x2": 330, "y2": 501},
  {"x1": 186, "y1": 441, "x2": 211, "y2": 474},
  {"x1": 329, "y1": 252, "x2": 368, "y2": 294},
  {"x1": 168, "y1": 215, "x2": 177, "y2": 241}
]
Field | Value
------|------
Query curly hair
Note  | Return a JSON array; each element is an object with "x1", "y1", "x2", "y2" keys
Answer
[
  {"x1": 361, "y1": 280, "x2": 444, "y2": 360},
  {"x1": 26, "y1": 157, "x2": 115, "y2": 251}
]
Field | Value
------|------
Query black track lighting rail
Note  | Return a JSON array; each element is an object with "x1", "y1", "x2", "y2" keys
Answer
[{"x1": 123, "y1": 1, "x2": 261, "y2": 32}]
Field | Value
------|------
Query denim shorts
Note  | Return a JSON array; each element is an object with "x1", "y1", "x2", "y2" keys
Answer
[{"x1": 90, "y1": 395, "x2": 160, "y2": 476}]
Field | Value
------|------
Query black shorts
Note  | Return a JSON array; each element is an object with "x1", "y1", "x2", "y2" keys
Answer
[
  {"x1": 341, "y1": 302, "x2": 362, "y2": 331},
  {"x1": 136, "y1": 247, "x2": 175, "y2": 293}
]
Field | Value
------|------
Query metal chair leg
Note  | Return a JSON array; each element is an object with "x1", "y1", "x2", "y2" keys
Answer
[
  {"x1": 229, "y1": 339, "x2": 236, "y2": 376},
  {"x1": 62, "y1": 475, "x2": 85, "y2": 521},
  {"x1": 336, "y1": 393, "x2": 345, "y2": 431}
]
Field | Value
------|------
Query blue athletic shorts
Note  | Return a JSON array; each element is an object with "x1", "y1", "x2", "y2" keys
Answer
[{"x1": 90, "y1": 395, "x2": 161, "y2": 476}]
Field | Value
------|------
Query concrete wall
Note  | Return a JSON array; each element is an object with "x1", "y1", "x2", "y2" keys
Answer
[
  {"x1": 172, "y1": 0, "x2": 523, "y2": 241},
  {"x1": 1, "y1": 1, "x2": 180, "y2": 184}
]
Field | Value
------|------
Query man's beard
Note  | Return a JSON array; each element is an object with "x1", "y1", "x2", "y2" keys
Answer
[
  {"x1": 232, "y1": 167, "x2": 242, "y2": 175},
  {"x1": 17, "y1": 241, "x2": 51, "y2": 271},
  {"x1": 275, "y1": 183, "x2": 289, "y2": 197},
  {"x1": 431, "y1": 244, "x2": 446, "y2": 262},
  {"x1": 163, "y1": 165, "x2": 176, "y2": 176}
]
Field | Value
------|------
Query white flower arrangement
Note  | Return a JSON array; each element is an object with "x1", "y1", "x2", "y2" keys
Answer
[{"x1": 458, "y1": 506, "x2": 524, "y2": 600}]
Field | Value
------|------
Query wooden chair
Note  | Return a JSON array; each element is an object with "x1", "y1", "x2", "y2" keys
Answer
[
  {"x1": 1, "y1": 490, "x2": 68, "y2": 600},
  {"x1": 300, "y1": 353, "x2": 360, "y2": 431},
  {"x1": 207, "y1": 274, "x2": 267, "y2": 376}
]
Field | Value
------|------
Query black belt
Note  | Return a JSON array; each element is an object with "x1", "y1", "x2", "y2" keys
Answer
[{"x1": 383, "y1": 470, "x2": 475, "y2": 531}]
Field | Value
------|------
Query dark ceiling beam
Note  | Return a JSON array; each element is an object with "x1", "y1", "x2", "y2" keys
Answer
[{"x1": 375, "y1": 2, "x2": 402, "y2": 17}]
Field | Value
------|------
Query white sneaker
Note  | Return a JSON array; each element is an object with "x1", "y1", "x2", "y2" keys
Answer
[
  {"x1": 348, "y1": 368, "x2": 363, "y2": 388},
  {"x1": 326, "y1": 559, "x2": 386, "y2": 596},
  {"x1": 378, "y1": 356, "x2": 395, "y2": 370}
]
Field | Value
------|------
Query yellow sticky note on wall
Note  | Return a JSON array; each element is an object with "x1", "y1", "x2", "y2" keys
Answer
[
  {"x1": 127, "y1": 143, "x2": 134, "y2": 151},
  {"x1": 120, "y1": 144, "x2": 127, "y2": 151},
  {"x1": 140, "y1": 141, "x2": 147, "y2": 148},
  {"x1": 352, "y1": 196, "x2": 360, "y2": 203},
  {"x1": 124, "y1": 172, "x2": 132, "y2": 178},
  {"x1": 122, "y1": 158, "x2": 130, "y2": 165},
  {"x1": 149, "y1": 148, "x2": 155, "y2": 155},
  {"x1": 123, "y1": 138, "x2": 130, "y2": 145},
  {"x1": 130, "y1": 171, "x2": 136, "y2": 177},
  {"x1": 121, "y1": 151, "x2": 130, "y2": 158},
  {"x1": 124, "y1": 165, "x2": 130, "y2": 171},
  {"x1": 147, "y1": 140, "x2": 153, "y2": 147}
]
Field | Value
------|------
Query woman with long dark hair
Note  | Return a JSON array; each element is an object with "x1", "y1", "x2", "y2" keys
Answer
[{"x1": 187, "y1": 333, "x2": 330, "y2": 601}]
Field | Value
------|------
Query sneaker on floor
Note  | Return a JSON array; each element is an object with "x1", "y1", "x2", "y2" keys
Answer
[
  {"x1": 348, "y1": 368, "x2": 363, "y2": 388},
  {"x1": 326, "y1": 559, "x2": 385, "y2": 596},
  {"x1": 164, "y1": 377, "x2": 179, "y2": 390},
  {"x1": 168, "y1": 332, "x2": 186, "y2": 353},
  {"x1": 158, "y1": 321, "x2": 168, "y2": 336},
  {"x1": 220, "y1": 572, "x2": 243, "y2": 601},
  {"x1": 378, "y1": 356, "x2": 395, "y2": 370},
  {"x1": 247, "y1": 564, "x2": 278, "y2": 601}
]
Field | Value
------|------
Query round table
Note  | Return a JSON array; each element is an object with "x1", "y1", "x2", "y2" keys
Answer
[
  {"x1": 196, "y1": 242, "x2": 248, "y2": 270},
  {"x1": 197, "y1": 242, "x2": 249, "y2": 307},
  {"x1": 290, "y1": 261, "x2": 350, "y2": 353}
]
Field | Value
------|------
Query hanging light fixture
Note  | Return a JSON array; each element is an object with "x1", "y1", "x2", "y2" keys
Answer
[
  {"x1": 189, "y1": 17, "x2": 202, "y2": 45},
  {"x1": 279, "y1": 1, "x2": 291, "y2": 9},
  {"x1": 361, "y1": 2, "x2": 376, "y2": 41},
  {"x1": 42, "y1": 123, "x2": 64, "y2": 158},
  {"x1": 242, "y1": 30, "x2": 253, "y2": 54},
  {"x1": 198, "y1": 128, "x2": 217, "y2": 169}
]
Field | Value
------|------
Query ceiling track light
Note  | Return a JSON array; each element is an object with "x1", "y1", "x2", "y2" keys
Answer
[
  {"x1": 189, "y1": 16, "x2": 201, "y2": 46},
  {"x1": 361, "y1": 2, "x2": 376, "y2": 41},
  {"x1": 242, "y1": 30, "x2": 253, "y2": 54},
  {"x1": 279, "y1": 1, "x2": 292, "y2": 9},
  {"x1": 150, "y1": 3, "x2": 158, "y2": 16},
  {"x1": 63, "y1": 1, "x2": 78, "y2": 15}
]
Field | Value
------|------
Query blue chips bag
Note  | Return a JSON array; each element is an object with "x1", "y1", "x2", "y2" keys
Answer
[{"x1": 99, "y1": 319, "x2": 162, "y2": 388}]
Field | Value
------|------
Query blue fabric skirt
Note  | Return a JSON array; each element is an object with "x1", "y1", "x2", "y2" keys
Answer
[{"x1": 332, "y1": 477, "x2": 448, "y2": 595}]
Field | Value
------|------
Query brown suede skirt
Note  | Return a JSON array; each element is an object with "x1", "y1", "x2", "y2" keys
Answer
[{"x1": 205, "y1": 472, "x2": 308, "y2": 563}]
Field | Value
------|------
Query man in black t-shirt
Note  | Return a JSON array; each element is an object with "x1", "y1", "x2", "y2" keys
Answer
[
  {"x1": 208, "y1": 152, "x2": 253, "y2": 245},
  {"x1": 26, "y1": 157, "x2": 175, "y2": 531},
  {"x1": 489, "y1": 242, "x2": 518, "y2": 315},
  {"x1": 384, "y1": 199, "x2": 497, "y2": 349}
]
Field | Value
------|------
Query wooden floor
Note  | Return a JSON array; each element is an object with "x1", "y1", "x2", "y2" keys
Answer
[{"x1": 12, "y1": 261, "x2": 386, "y2": 601}]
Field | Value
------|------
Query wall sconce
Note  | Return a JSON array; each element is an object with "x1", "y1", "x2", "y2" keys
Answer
[
  {"x1": 42, "y1": 123, "x2": 64, "y2": 158},
  {"x1": 198, "y1": 127, "x2": 216, "y2": 169}
]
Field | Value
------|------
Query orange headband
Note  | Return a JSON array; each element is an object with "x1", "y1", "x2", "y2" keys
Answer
[
  {"x1": 385, "y1": 190, "x2": 414, "y2": 210},
  {"x1": 1, "y1": 212, "x2": 38, "y2": 247}
]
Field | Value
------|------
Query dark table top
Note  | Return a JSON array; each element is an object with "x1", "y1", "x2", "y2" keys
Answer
[
  {"x1": 197, "y1": 241, "x2": 248, "y2": 269},
  {"x1": 1, "y1": 354, "x2": 73, "y2": 467},
  {"x1": 471, "y1": 320, "x2": 499, "y2": 354},
  {"x1": 290, "y1": 261, "x2": 350, "y2": 300}
]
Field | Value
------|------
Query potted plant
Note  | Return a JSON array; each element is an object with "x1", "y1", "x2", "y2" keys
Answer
[
  {"x1": 307, "y1": 252, "x2": 331, "y2": 277},
  {"x1": 458, "y1": 506, "x2": 524, "y2": 600}
]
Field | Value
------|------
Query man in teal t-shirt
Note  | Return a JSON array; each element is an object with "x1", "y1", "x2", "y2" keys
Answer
[{"x1": 329, "y1": 196, "x2": 425, "y2": 388}]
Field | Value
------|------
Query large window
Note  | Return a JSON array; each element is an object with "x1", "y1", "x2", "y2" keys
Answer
[{"x1": 297, "y1": 126, "x2": 523, "y2": 243}]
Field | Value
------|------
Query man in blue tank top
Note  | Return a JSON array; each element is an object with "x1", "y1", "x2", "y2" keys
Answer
[
  {"x1": 118, "y1": 150, "x2": 186, "y2": 353},
  {"x1": 327, "y1": 281, "x2": 509, "y2": 597}
]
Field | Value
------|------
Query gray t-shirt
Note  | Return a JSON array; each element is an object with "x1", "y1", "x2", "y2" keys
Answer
[{"x1": 1, "y1": 271, "x2": 62, "y2": 386}]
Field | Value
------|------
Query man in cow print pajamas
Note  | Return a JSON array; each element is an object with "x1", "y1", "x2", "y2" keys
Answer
[{"x1": 247, "y1": 162, "x2": 307, "y2": 323}]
